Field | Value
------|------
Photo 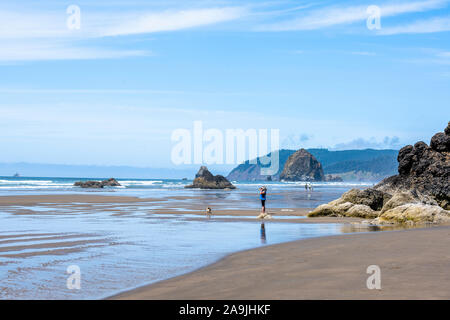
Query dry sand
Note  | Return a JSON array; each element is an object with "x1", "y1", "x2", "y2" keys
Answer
[{"x1": 112, "y1": 226, "x2": 450, "y2": 300}]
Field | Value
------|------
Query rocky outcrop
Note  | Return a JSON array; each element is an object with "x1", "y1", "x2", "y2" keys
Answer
[
  {"x1": 280, "y1": 149, "x2": 325, "y2": 181},
  {"x1": 102, "y1": 178, "x2": 122, "y2": 187},
  {"x1": 308, "y1": 122, "x2": 450, "y2": 224},
  {"x1": 340, "y1": 188, "x2": 391, "y2": 210},
  {"x1": 309, "y1": 188, "x2": 390, "y2": 219},
  {"x1": 74, "y1": 178, "x2": 121, "y2": 189},
  {"x1": 430, "y1": 132, "x2": 450, "y2": 152},
  {"x1": 376, "y1": 127, "x2": 449, "y2": 209},
  {"x1": 185, "y1": 166, "x2": 236, "y2": 189},
  {"x1": 375, "y1": 203, "x2": 449, "y2": 225}
]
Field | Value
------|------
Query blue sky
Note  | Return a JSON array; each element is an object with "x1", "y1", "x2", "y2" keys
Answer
[{"x1": 0, "y1": 0, "x2": 449, "y2": 168}]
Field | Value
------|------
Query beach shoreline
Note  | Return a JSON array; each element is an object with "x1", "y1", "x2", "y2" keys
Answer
[{"x1": 110, "y1": 225, "x2": 450, "y2": 300}]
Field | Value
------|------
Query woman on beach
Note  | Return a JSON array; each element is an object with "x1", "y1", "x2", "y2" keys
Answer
[{"x1": 259, "y1": 186, "x2": 267, "y2": 214}]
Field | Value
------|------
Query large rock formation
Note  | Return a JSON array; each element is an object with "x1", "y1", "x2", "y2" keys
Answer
[
  {"x1": 226, "y1": 149, "x2": 397, "y2": 182},
  {"x1": 74, "y1": 178, "x2": 121, "y2": 189},
  {"x1": 185, "y1": 166, "x2": 236, "y2": 189},
  {"x1": 376, "y1": 136, "x2": 449, "y2": 209},
  {"x1": 309, "y1": 122, "x2": 450, "y2": 224},
  {"x1": 280, "y1": 149, "x2": 325, "y2": 181}
]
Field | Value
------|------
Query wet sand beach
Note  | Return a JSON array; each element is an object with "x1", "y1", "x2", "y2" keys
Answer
[
  {"x1": 0, "y1": 193, "x2": 367, "y2": 299},
  {"x1": 0, "y1": 194, "x2": 365, "y2": 223},
  {"x1": 0, "y1": 194, "x2": 157, "y2": 206},
  {"x1": 0, "y1": 193, "x2": 448, "y2": 299},
  {"x1": 112, "y1": 226, "x2": 450, "y2": 300}
]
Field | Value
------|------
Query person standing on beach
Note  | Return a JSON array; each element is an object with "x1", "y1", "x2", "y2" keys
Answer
[{"x1": 259, "y1": 186, "x2": 267, "y2": 214}]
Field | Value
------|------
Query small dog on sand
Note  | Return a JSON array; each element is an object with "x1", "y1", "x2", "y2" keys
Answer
[{"x1": 206, "y1": 207, "x2": 212, "y2": 215}]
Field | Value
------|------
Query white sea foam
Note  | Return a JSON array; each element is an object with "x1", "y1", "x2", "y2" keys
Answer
[
  {"x1": 119, "y1": 180, "x2": 164, "y2": 186},
  {"x1": 0, "y1": 180, "x2": 55, "y2": 185},
  {"x1": 0, "y1": 177, "x2": 374, "y2": 194},
  {"x1": 0, "y1": 186, "x2": 74, "y2": 189},
  {"x1": 161, "y1": 183, "x2": 185, "y2": 188},
  {"x1": 233, "y1": 181, "x2": 373, "y2": 187}
]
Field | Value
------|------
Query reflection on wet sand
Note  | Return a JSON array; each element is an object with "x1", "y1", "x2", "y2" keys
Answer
[
  {"x1": 260, "y1": 223, "x2": 266, "y2": 244},
  {"x1": 340, "y1": 223, "x2": 424, "y2": 233}
]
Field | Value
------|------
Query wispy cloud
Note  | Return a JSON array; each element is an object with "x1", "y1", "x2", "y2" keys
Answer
[
  {"x1": 0, "y1": 88, "x2": 185, "y2": 94},
  {"x1": 401, "y1": 48, "x2": 450, "y2": 65},
  {"x1": 0, "y1": 5, "x2": 248, "y2": 61},
  {"x1": 0, "y1": 40, "x2": 148, "y2": 61},
  {"x1": 0, "y1": 6, "x2": 248, "y2": 39},
  {"x1": 350, "y1": 51, "x2": 376, "y2": 56},
  {"x1": 101, "y1": 7, "x2": 247, "y2": 36},
  {"x1": 281, "y1": 133, "x2": 313, "y2": 149},
  {"x1": 1, "y1": 1, "x2": 449, "y2": 62},
  {"x1": 289, "y1": 49, "x2": 377, "y2": 56},
  {"x1": 379, "y1": 16, "x2": 450, "y2": 35},
  {"x1": 257, "y1": 0, "x2": 448, "y2": 31},
  {"x1": 331, "y1": 136, "x2": 402, "y2": 150}
]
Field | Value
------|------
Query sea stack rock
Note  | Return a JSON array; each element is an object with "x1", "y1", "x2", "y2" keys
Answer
[
  {"x1": 185, "y1": 166, "x2": 236, "y2": 189},
  {"x1": 74, "y1": 178, "x2": 121, "y2": 189},
  {"x1": 308, "y1": 121, "x2": 450, "y2": 224},
  {"x1": 280, "y1": 149, "x2": 325, "y2": 181},
  {"x1": 102, "y1": 178, "x2": 121, "y2": 187}
]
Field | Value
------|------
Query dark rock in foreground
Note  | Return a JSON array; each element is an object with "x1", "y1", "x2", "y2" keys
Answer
[
  {"x1": 74, "y1": 178, "x2": 121, "y2": 189},
  {"x1": 280, "y1": 149, "x2": 325, "y2": 181},
  {"x1": 185, "y1": 166, "x2": 236, "y2": 189},
  {"x1": 309, "y1": 121, "x2": 450, "y2": 224},
  {"x1": 376, "y1": 125, "x2": 450, "y2": 209}
]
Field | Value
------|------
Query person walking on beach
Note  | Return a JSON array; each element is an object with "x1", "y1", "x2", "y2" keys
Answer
[{"x1": 259, "y1": 186, "x2": 267, "y2": 214}]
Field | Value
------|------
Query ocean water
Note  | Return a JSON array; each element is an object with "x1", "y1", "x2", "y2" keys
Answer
[{"x1": 0, "y1": 176, "x2": 377, "y2": 299}]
